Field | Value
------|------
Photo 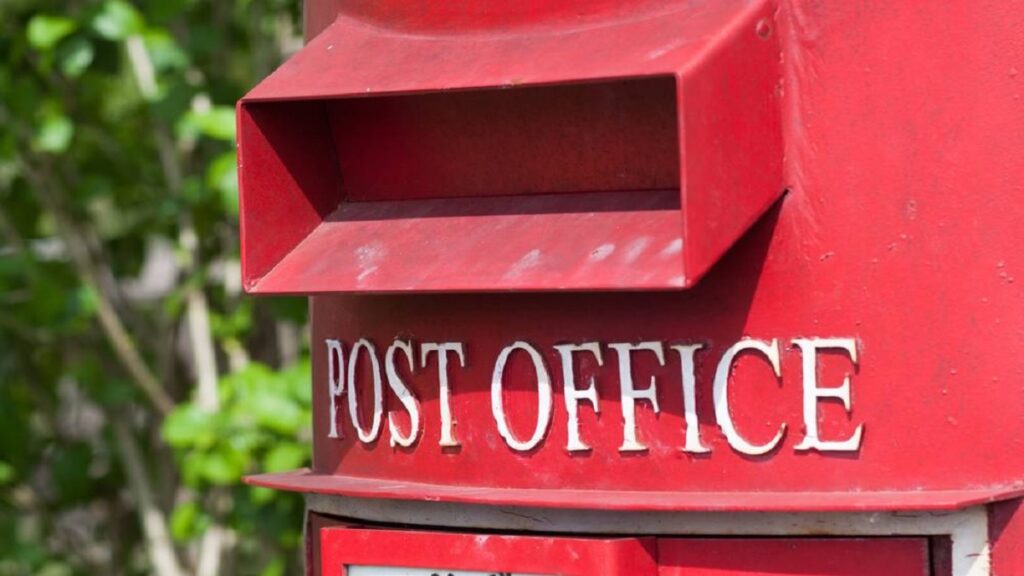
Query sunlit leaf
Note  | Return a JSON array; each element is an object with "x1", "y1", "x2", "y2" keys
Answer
[
  {"x1": 162, "y1": 404, "x2": 218, "y2": 448},
  {"x1": 242, "y1": 390, "x2": 304, "y2": 435},
  {"x1": 186, "y1": 106, "x2": 237, "y2": 141},
  {"x1": 170, "y1": 501, "x2": 212, "y2": 541},
  {"x1": 143, "y1": 29, "x2": 189, "y2": 71},
  {"x1": 91, "y1": 0, "x2": 145, "y2": 40},
  {"x1": 57, "y1": 36, "x2": 95, "y2": 77},
  {"x1": 32, "y1": 112, "x2": 74, "y2": 153},
  {"x1": 194, "y1": 449, "x2": 246, "y2": 485},
  {"x1": 262, "y1": 443, "x2": 307, "y2": 473},
  {"x1": 207, "y1": 150, "x2": 239, "y2": 214},
  {"x1": 27, "y1": 15, "x2": 77, "y2": 51},
  {"x1": 249, "y1": 485, "x2": 276, "y2": 504},
  {"x1": 70, "y1": 284, "x2": 99, "y2": 319},
  {"x1": 170, "y1": 501, "x2": 199, "y2": 541}
]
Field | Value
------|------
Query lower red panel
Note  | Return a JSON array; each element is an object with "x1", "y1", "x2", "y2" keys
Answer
[
  {"x1": 317, "y1": 525, "x2": 930, "y2": 576},
  {"x1": 658, "y1": 538, "x2": 929, "y2": 576}
]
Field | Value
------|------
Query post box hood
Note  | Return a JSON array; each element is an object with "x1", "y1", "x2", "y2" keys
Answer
[{"x1": 236, "y1": 0, "x2": 784, "y2": 294}]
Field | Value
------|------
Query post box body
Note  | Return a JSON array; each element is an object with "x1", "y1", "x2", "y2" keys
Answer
[{"x1": 239, "y1": 1, "x2": 1024, "y2": 575}]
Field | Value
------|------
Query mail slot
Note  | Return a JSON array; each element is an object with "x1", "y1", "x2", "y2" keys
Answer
[{"x1": 238, "y1": 1, "x2": 1024, "y2": 575}]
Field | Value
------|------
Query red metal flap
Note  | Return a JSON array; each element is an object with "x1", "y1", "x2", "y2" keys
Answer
[
  {"x1": 237, "y1": 0, "x2": 783, "y2": 293},
  {"x1": 657, "y1": 538, "x2": 930, "y2": 575},
  {"x1": 319, "y1": 527, "x2": 657, "y2": 575}
]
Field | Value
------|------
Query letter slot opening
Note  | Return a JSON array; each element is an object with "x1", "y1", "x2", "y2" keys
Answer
[{"x1": 329, "y1": 78, "x2": 680, "y2": 202}]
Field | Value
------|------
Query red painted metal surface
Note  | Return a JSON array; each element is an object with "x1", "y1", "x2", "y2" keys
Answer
[
  {"x1": 327, "y1": 79, "x2": 680, "y2": 202},
  {"x1": 242, "y1": 0, "x2": 1024, "y2": 513},
  {"x1": 316, "y1": 527, "x2": 928, "y2": 576},
  {"x1": 307, "y1": 512, "x2": 345, "y2": 576},
  {"x1": 319, "y1": 527, "x2": 657, "y2": 575},
  {"x1": 250, "y1": 469, "x2": 1024, "y2": 513},
  {"x1": 237, "y1": 0, "x2": 783, "y2": 292},
  {"x1": 657, "y1": 538, "x2": 929, "y2": 575},
  {"x1": 990, "y1": 499, "x2": 1024, "y2": 576}
]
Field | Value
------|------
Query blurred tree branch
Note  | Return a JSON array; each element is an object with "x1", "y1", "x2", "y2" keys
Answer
[{"x1": 112, "y1": 418, "x2": 185, "y2": 576}]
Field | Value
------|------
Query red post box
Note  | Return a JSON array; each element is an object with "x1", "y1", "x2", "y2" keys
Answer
[{"x1": 237, "y1": 1, "x2": 1024, "y2": 575}]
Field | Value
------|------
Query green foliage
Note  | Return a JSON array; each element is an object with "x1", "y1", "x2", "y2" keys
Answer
[
  {"x1": 56, "y1": 37, "x2": 95, "y2": 77},
  {"x1": 27, "y1": 16, "x2": 77, "y2": 50},
  {"x1": 1, "y1": 0, "x2": 306, "y2": 574},
  {"x1": 90, "y1": 0, "x2": 144, "y2": 40},
  {"x1": 32, "y1": 106, "x2": 74, "y2": 153},
  {"x1": 163, "y1": 361, "x2": 311, "y2": 486},
  {"x1": 184, "y1": 106, "x2": 238, "y2": 141},
  {"x1": 162, "y1": 362, "x2": 310, "y2": 554}
]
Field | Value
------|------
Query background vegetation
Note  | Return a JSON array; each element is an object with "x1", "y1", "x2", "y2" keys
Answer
[{"x1": 0, "y1": 1, "x2": 311, "y2": 574}]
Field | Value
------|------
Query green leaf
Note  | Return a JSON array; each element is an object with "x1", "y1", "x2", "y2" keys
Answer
[
  {"x1": 186, "y1": 106, "x2": 236, "y2": 141},
  {"x1": 170, "y1": 501, "x2": 198, "y2": 541},
  {"x1": 194, "y1": 450, "x2": 245, "y2": 485},
  {"x1": 33, "y1": 113, "x2": 74, "y2": 153},
  {"x1": 207, "y1": 150, "x2": 239, "y2": 214},
  {"x1": 70, "y1": 284, "x2": 99, "y2": 319},
  {"x1": 0, "y1": 461, "x2": 15, "y2": 485},
  {"x1": 91, "y1": 0, "x2": 144, "y2": 40},
  {"x1": 249, "y1": 485, "x2": 276, "y2": 504},
  {"x1": 210, "y1": 301, "x2": 253, "y2": 340},
  {"x1": 57, "y1": 37, "x2": 95, "y2": 77},
  {"x1": 143, "y1": 29, "x2": 188, "y2": 71},
  {"x1": 27, "y1": 15, "x2": 77, "y2": 51},
  {"x1": 262, "y1": 443, "x2": 306, "y2": 473},
  {"x1": 170, "y1": 501, "x2": 211, "y2": 541},
  {"x1": 162, "y1": 404, "x2": 217, "y2": 448},
  {"x1": 280, "y1": 358, "x2": 312, "y2": 404},
  {"x1": 243, "y1": 390, "x2": 304, "y2": 434}
]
